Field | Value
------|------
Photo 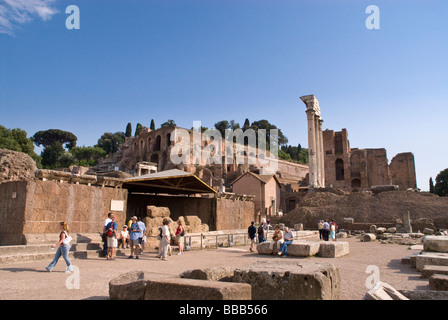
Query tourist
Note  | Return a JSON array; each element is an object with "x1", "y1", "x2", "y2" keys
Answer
[
  {"x1": 102, "y1": 212, "x2": 113, "y2": 257},
  {"x1": 105, "y1": 216, "x2": 118, "y2": 260},
  {"x1": 257, "y1": 218, "x2": 267, "y2": 243},
  {"x1": 119, "y1": 225, "x2": 129, "y2": 248},
  {"x1": 278, "y1": 226, "x2": 294, "y2": 257},
  {"x1": 330, "y1": 219, "x2": 337, "y2": 241},
  {"x1": 322, "y1": 219, "x2": 330, "y2": 241},
  {"x1": 45, "y1": 221, "x2": 73, "y2": 273},
  {"x1": 247, "y1": 221, "x2": 257, "y2": 252},
  {"x1": 318, "y1": 220, "x2": 323, "y2": 240},
  {"x1": 128, "y1": 216, "x2": 141, "y2": 259},
  {"x1": 175, "y1": 219, "x2": 185, "y2": 255},
  {"x1": 270, "y1": 225, "x2": 283, "y2": 252},
  {"x1": 159, "y1": 218, "x2": 172, "y2": 261},
  {"x1": 137, "y1": 217, "x2": 146, "y2": 253}
]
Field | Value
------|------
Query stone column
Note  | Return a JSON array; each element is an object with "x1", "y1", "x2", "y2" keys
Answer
[
  {"x1": 318, "y1": 119, "x2": 325, "y2": 187},
  {"x1": 306, "y1": 109, "x2": 317, "y2": 188},
  {"x1": 301, "y1": 95, "x2": 325, "y2": 189}
]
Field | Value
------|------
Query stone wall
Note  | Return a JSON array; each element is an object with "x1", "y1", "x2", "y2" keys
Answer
[
  {"x1": 127, "y1": 193, "x2": 254, "y2": 231},
  {"x1": 0, "y1": 180, "x2": 128, "y2": 245}
]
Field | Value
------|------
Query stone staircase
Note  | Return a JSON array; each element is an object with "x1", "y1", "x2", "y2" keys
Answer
[{"x1": 0, "y1": 233, "x2": 132, "y2": 265}]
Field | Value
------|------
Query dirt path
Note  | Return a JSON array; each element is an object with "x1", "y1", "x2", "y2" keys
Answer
[{"x1": 0, "y1": 237, "x2": 428, "y2": 300}]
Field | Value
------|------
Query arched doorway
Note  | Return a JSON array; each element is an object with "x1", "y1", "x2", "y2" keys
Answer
[{"x1": 335, "y1": 158, "x2": 344, "y2": 181}]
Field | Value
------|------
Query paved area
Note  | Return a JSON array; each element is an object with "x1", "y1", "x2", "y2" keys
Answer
[{"x1": 0, "y1": 237, "x2": 428, "y2": 300}]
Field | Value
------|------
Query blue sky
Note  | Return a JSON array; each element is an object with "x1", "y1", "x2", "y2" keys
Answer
[{"x1": 1, "y1": 0, "x2": 447, "y2": 191}]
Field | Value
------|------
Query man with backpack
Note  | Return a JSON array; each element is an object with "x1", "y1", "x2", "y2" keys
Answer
[
  {"x1": 257, "y1": 218, "x2": 267, "y2": 244},
  {"x1": 105, "y1": 216, "x2": 118, "y2": 260}
]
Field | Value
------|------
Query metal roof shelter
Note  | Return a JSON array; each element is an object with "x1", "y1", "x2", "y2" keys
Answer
[{"x1": 122, "y1": 169, "x2": 217, "y2": 195}]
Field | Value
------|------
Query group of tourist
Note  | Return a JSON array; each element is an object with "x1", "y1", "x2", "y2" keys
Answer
[
  {"x1": 43, "y1": 213, "x2": 187, "y2": 272},
  {"x1": 318, "y1": 219, "x2": 338, "y2": 241},
  {"x1": 247, "y1": 219, "x2": 294, "y2": 257}
]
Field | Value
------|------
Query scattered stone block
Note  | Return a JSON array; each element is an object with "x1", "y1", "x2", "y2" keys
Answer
[
  {"x1": 429, "y1": 274, "x2": 448, "y2": 291},
  {"x1": 423, "y1": 228, "x2": 435, "y2": 235},
  {"x1": 421, "y1": 265, "x2": 448, "y2": 278},
  {"x1": 294, "y1": 223, "x2": 303, "y2": 231},
  {"x1": 376, "y1": 227, "x2": 387, "y2": 234},
  {"x1": 180, "y1": 267, "x2": 235, "y2": 281},
  {"x1": 399, "y1": 289, "x2": 448, "y2": 300},
  {"x1": 146, "y1": 206, "x2": 170, "y2": 218},
  {"x1": 416, "y1": 254, "x2": 448, "y2": 272},
  {"x1": 362, "y1": 233, "x2": 376, "y2": 242},
  {"x1": 401, "y1": 256, "x2": 411, "y2": 264},
  {"x1": 144, "y1": 276, "x2": 252, "y2": 300},
  {"x1": 256, "y1": 241, "x2": 280, "y2": 255},
  {"x1": 423, "y1": 236, "x2": 448, "y2": 253},
  {"x1": 387, "y1": 227, "x2": 397, "y2": 233},
  {"x1": 336, "y1": 232, "x2": 347, "y2": 239},
  {"x1": 364, "y1": 282, "x2": 408, "y2": 300},
  {"x1": 231, "y1": 261, "x2": 340, "y2": 300},
  {"x1": 370, "y1": 225, "x2": 377, "y2": 233},
  {"x1": 287, "y1": 241, "x2": 320, "y2": 257},
  {"x1": 318, "y1": 242, "x2": 349, "y2": 258}
]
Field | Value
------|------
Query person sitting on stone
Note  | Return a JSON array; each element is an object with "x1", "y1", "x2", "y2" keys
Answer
[
  {"x1": 270, "y1": 225, "x2": 283, "y2": 253},
  {"x1": 278, "y1": 227, "x2": 294, "y2": 256}
]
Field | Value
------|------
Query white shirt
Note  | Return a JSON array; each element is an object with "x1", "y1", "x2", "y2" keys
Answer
[
  {"x1": 104, "y1": 217, "x2": 112, "y2": 227},
  {"x1": 162, "y1": 225, "x2": 170, "y2": 241}
]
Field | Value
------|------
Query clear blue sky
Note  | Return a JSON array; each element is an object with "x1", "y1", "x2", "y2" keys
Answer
[{"x1": 1, "y1": 0, "x2": 447, "y2": 191}]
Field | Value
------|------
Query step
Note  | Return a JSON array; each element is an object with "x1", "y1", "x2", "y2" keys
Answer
[
  {"x1": 0, "y1": 252, "x2": 75, "y2": 265},
  {"x1": 421, "y1": 265, "x2": 448, "y2": 278},
  {"x1": 429, "y1": 274, "x2": 448, "y2": 291}
]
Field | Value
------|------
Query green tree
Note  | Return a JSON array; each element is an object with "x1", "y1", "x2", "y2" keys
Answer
[
  {"x1": 135, "y1": 123, "x2": 143, "y2": 137},
  {"x1": 429, "y1": 177, "x2": 435, "y2": 194},
  {"x1": 33, "y1": 129, "x2": 77, "y2": 169},
  {"x1": 96, "y1": 132, "x2": 125, "y2": 155},
  {"x1": 250, "y1": 120, "x2": 288, "y2": 149},
  {"x1": 150, "y1": 119, "x2": 155, "y2": 131},
  {"x1": 33, "y1": 129, "x2": 77, "y2": 150},
  {"x1": 434, "y1": 168, "x2": 448, "y2": 197},
  {"x1": 0, "y1": 126, "x2": 42, "y2": 167},
  {"x1": 243, "y1": 118, "x2": 250, "y2": 131},
  {"x1": 125, "y1": 123, "x2": 132, "y2": 137},
  {"x1": 71, "y1": 146, "x2": 106, "y2": 166},
  {"x1": 160, "y1": 120, "x2": 176, "y2": 128}
]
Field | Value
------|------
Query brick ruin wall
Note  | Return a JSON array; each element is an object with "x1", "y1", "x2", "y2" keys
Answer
[{"x1": 0, "y1": 179, "x2": 127, "y2": 245}]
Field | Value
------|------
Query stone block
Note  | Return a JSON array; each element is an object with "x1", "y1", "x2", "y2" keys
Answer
[
  {"x1": 180, "y1": 267, "x2": 236, "y2": 281},
  {"x1": 362, "y1": 233, "x2": 376, "y2": 242},
  {"x1": 429, "y1": 274, "x2": 448, "y2": 291},
  {"x1": 423, "y1": 236, "x2": 448, "y2": 253},
  {"x1": 146, "y1": 206, "x2": 170, "y2": 219},
  {"x1": 363, "y1": 282, "x2": 408, "y2": 300},
  {"x1": 416, "y1": 254, "x2": 448, "y2": 272},
  {"x1": 286, "y1": 241, "x2": 320, "y2": 257},
  {"x1": 109, "y1": 270, "x2": 252, "y2": 300},
  {"x1": 376, "y1": 227, "x2": 387, "y2": 234},
  {"x1": 399, "y1": 289, "x2": 448, "y2": 300},
  {"x1": 256, "y1": 241, "x2": 281, "y2": 255},
  {"x1": 144, "y1": 277, "x2": 252, "y2": 300},
  {"x1": 294, "y1": 223, "x2": 303, "y2": 231},
  {"x1": 231, "y1": 261, "x2": 340, "y2": 300},
  {"x1": 318, "y1": 242, "x2": 349, "y2": 258},
  {"x1": 421, "y1": 265, "x2": 448, "y2": 278}
]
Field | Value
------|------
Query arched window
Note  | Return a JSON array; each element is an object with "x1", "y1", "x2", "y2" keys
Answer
[{"x1": 155, "y1": 135, "x2": 161, "y2": 151}]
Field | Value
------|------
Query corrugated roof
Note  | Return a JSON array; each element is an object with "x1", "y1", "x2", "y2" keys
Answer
[{"x1": 123, "y1": 169, "x2": 216, "y2": 195}]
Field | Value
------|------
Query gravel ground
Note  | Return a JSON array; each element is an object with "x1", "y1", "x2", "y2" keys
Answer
[{"x1": 0, "y1": 236, "x2": 428, "y2": 300}]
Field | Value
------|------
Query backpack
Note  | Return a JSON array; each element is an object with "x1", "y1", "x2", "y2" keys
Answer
[
  {"x1": 258, "y1": 225, "x2": 264, "y2": 235},
  {"x1": 106, "y1": 222, "x2": 115, "y2": 237},
  {"x1": 180, "y1": 227, "x2": 185, "y2": 237}
]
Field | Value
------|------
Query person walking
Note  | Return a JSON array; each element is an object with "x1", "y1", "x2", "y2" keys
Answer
[
  {"x1": 175, "y1": 220, "x2": 185, "y2": 255},
  {"x1": 45, "y1": 221, "x2": 73, "y2": 273},
  {"x1": 278, "y1": 227, "x2": 294, "y2": 257},
  {"x1": 159, "y1": 218, "x2": 172, "y2": 261},
  {"x1": 105, "y1": 216, "x2": 118, "y2": 260},
  {"x1": 128, "y1": 216, "x2": 141, "y2": 259},
  {"x1": 248, "y1": 221, "x2": 257, "y2": 252},
  {"x1": 137, "y1": 217, "x2": 146, "y2": 253}
]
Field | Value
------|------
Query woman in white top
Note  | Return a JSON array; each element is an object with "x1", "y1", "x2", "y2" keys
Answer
[
  {"x1": 160, "y1": 218, "x2": 171, "y2": 261},
  {"x1": 45, "y1": 221, "x2": 73, "y2": 273}
]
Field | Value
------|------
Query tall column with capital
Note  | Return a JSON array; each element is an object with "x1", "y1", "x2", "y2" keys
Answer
[
  {"x1": 318, "y1": 119, "x2": 325, "y2": 187},
  {"x1": 306, "y1": 109, "x2": 317, "y2": 187},
  {"x1": 301, "y1": 95, "x2": 325, "y2": 189}
]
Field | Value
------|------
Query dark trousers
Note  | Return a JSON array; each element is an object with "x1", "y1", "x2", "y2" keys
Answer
[
  {"x1": 322, "y1": 229, "x2": 330, "y2": 241},
  {"x1": 319, "y1": 229, "x2": 323, "y2": 240}
]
